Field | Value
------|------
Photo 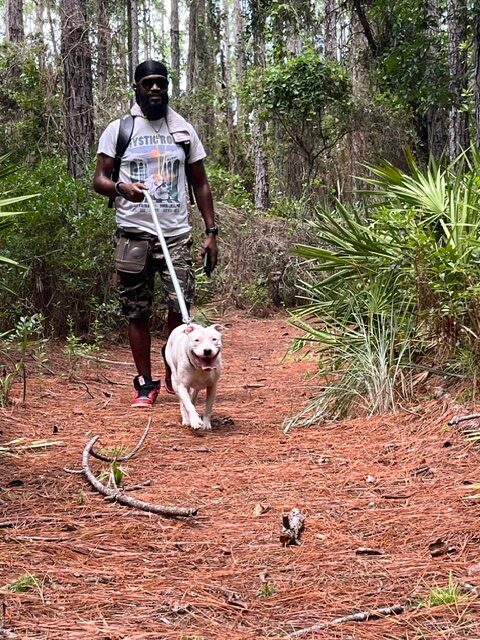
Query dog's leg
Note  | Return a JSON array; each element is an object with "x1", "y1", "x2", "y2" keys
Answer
[
  {"x1": 202, "y1": 382, "x2": 217, "y2": 430},
  {"x1": 176, "y1": 383, "x2": 203, "y2": 430}
]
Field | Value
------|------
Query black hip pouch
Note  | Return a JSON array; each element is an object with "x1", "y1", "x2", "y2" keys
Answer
[{"x1": 115, "y1": 235, "x2": 150, "y2": 274}]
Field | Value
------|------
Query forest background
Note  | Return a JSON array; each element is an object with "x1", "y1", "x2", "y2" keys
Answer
[{"x1": 1, "y1": 0, "x2": 480, "y2": 420}]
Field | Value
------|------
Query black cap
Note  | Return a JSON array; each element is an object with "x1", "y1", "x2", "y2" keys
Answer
[{"x1": 134, "y1": 60, "x2": 168, "y2": 83}]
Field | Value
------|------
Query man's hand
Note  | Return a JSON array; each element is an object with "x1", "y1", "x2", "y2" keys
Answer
[
  {"x1": 93, "y1": 154, "x2": 146, "y2": 203},
  {"x1": 116, "y1": 181, "x2": 146, "y2": 202},
  {"x1": 201, "y1": 235, "x2": 218, "y2": 271}
]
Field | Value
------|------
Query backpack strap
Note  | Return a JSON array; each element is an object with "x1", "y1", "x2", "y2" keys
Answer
[
  {"x1": 178, "y1": 140, "x2": 196, "y2": 206},
  {"x1": 108, "y1": 114, "x2": 136, "y2": 208}
]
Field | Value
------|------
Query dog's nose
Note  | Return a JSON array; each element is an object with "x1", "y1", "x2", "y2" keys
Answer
[{"x1": 203, "y1": 348, "x2": 212, "y2": 357}]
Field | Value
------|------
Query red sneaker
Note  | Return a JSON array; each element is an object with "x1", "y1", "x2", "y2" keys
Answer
[{"x1": 131, "y1": 375, "x2": 160, "y2": 407}]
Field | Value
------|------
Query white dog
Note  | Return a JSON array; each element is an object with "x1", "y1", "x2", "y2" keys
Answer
[{"x1": 165, "y1": 323, "x2": 223, "y2": 431}]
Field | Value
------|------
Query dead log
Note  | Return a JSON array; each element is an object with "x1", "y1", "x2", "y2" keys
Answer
[
  {"x1": 82, "y1": 436, "x2": 197, "y2": 518},
  {"x1": 280, "y1": 508, "x2": 305, "y2": 546}
]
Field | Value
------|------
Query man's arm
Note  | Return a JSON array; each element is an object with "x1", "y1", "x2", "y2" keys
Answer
[
  {"x1": 93, "y1": 153, "x2": 145, "y2": 202},
  {"x1": 189, "y1": 159, "x2": 218, "y2": 269}
]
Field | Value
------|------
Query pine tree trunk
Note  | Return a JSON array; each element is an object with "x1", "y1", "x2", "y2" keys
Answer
[
  {"x1": 447, "y1": 0, "x2": 469, "y2": 160},
  {"x1": 128, "y1": 0, "x2": 140, "y2": 84},
  {"x1": 233, "y1": 0, "x2": 245, "y2": 123},
  {"x1": 170, "y1": 0, "x2": 181, "y2": 98},
  {"x1": 220, "y1": 0, "x2": 236, "y2": 170},
  {"x1": 6, "y1": 0, "x2": 24, "y2": 42},
  {"x1": 425, "y1": 0, "x2": 447, "y2": 159},
  {"x1": 251, "y1": 0, "x2": 269, "y2": 210},
  {"x1": 187, "y1": 0, "x2": 201, "y2": 93},
  {"x1": 35, "y1": 0, "x2": 45, "y2": 72},
  {"x1": 324, "y1": 0, "x2": 337, "y2": 60},
  {"x1": 60, "y1": 0, "x2": 95, "y2": 179},
  {"x1": 97, "y1": 0, "x2": 110, "y2": 96}
]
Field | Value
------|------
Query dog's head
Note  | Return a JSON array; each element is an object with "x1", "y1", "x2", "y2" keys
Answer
[{"x1": 184, "y1": 324, "x2": 222, "y2": 371}]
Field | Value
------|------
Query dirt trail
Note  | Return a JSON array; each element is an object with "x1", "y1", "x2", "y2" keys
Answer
[{"x1": 1, "y1": 313, "x2": 480, "y2": 639}]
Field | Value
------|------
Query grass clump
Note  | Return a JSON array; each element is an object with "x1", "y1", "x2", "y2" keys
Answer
[{"x1": 5, "y1": 573, "x2": 39, "y2": 593}]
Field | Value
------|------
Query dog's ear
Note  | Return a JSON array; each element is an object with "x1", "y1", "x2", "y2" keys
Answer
[
  {"x1": 184, "y1": 325, "x2": 195, "y2": 334},
  {"x1": 212, "y1": 324, "x2": 224, "y2": 333}
]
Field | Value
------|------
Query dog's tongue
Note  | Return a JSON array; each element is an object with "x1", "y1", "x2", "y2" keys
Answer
[{"x1": 200, "y1": 355, "x2": 217, "y2": 371}]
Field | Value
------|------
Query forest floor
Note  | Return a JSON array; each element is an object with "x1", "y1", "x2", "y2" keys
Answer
[{"x1": 2, "y1": 312, "x2": 480, "y2": 639}]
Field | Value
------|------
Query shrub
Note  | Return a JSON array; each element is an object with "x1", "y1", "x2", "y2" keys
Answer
[{"x1": 287, "y1": 150, "x2": 480, "y2": 424}]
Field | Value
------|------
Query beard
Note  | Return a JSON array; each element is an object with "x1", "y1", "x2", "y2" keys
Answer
[{"x1": 136, "y1": 89, "x2": 169, "y2": 120}]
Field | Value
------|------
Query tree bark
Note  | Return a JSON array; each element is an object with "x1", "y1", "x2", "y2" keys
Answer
[
  {"x1": 128, "y1": 0, "x2": 140, "y2": 85},
  {"x1": 447, "y1": 0, "x2": 469, "y2": 160},
  {"x1": 233, "y1": 0, "x2": 246, "y2": 123},
  {"x1": 170, "y1": 0, "x2": 181, "y2": 98},
  {"x1": 251, "y1": 0, "x2": 269, "y2": 210},
  {"x1": 351, "y1": 0, "x2": 377, "y2": 56},
  {"x1": 425, "y1": 0, "x2": 447, "y2": 159},
  {"x1": 60, "y1": 0, "x2": 95, "y2": 179},
  {"x1": 324, "y1": 0, "x2": 337, "y2": 60},
  {"x1": 220, "y1": 0, "x2": 236, "y2": 170},
  {"x1": 96, "y1": 0, "x2": 110, "y2": 96},
  {"x1": 5, "y1": 0, "x2": 24, "y2": 42},
  {"x1": 187, "y1": 0, "x2": 202, "y2": 93}
]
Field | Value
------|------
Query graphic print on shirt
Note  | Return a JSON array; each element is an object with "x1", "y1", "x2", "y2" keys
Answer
[{"x1": 128, "y1": 132, "x2": 182, "y2": 214}]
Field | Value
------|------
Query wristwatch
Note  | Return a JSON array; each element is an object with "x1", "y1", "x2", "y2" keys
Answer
[{"x1": 205, "y1": 224, "x2": 219, "y2": 236}]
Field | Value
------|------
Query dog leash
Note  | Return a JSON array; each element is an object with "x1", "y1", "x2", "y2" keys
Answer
[{"x1": 144, "y1": 190, "x2": 192, "y2": 325}]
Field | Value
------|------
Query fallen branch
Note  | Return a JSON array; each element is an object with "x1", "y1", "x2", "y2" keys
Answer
[
  {"x1": 288, "y1": 604, "x2": 404, "y2": 637},
  {"x1": 448, "y1": 413, "x2": 480, "y2": 426},
  {"x1": 82, "y1": 436, "x2": 197, "y2": 518},
  {"x1": 90, "y1": 419, "x2": 152, "y2": 462}
]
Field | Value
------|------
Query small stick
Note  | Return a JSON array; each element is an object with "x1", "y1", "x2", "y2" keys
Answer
[
  {"x1": 5, "y1": 535, "x2": 72, "y2": 543},
  {"x1": 289, "y1": 604, "x2": 404, "y2": 637},
  {"x1": 90, "y1": 419, "x2": 152, "y2": 462},
  {"x1": 82, "y1": 436, "x2": 197, "y2": 518},
  {"x1": 80, "y1": 355, "x2": 134, "y2": 366},
  {"x1": 448, "y1": 413, "x2": 480, "y2": 426}
]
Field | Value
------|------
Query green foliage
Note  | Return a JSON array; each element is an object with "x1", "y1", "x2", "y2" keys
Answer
[
  {"x1": 207, "y1": 166, "x2": 252, "y2": 209},
  {"x1": 258, "y1": 48, "x2": 352, "y2": 122},
  {"x1": 415, "y1": 574, "x2": 467, "y2": 608},
  {"x1": 0, "y1": 42, "x2": 63, "y2": 162},
  {"x1": 0, "y1": 313, "x2": 46, "y2": 406},
  {"x1": 257, "y1": 580, "x2": 276, "y2": 598},
  {"x1": 0, "y1": 158, "x2": 119, "y2": 336},
  {"x1": 371, "y1": 0, "x2": 451, "y2": 116},
  {"x1": 245, "y1": 49, "x2": 355, "y2": 195},
  {"x1": 63, "y1": 316, "x2": 103, "y2": 381},
  {"x1": 288, "y1": 149, "x2": 480, "y2": 423},
  {"x1": 5, "y1": 573, "x2": 40, "y2": 593},
  {"x1": 0, "y1": 152, "x2": 39, "y2": 290}
]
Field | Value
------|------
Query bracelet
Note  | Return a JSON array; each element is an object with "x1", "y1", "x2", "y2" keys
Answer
[
  {"x1": 114, "y1": 181, "x2": 128, "y2": 198},
  {"x1": 205, "y1": 224, "x2": 219, "y2": 236}
]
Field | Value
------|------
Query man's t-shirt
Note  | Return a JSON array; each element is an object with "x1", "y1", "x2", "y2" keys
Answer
[{"x1": 98, "y1": 115, "x2": 206, "y2": 237}]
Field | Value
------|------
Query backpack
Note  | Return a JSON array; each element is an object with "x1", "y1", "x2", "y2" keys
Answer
[{"x1": 108, "y1": 114, "x2": 195, "y2": 208}]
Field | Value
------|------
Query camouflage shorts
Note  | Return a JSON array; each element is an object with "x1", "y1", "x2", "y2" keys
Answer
[{"x1": 116, "y1": 230, "x2": 195, "y2": 319}]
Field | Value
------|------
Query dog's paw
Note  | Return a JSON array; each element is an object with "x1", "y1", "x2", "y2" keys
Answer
[
  {"x1": 202, "y1": 417, "x2": 212, "y2": 430},
  {"x1": 189, "y1": 413, "x2": 204, "y2": 430}
]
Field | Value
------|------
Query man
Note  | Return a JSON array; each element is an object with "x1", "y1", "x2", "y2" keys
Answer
[{"x1": 93, "y1": 60, "x2": 218, "y2": 407}]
